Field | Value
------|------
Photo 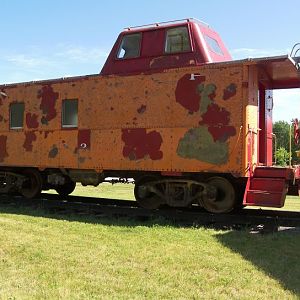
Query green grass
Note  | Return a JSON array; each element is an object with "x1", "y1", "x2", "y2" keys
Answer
[{"x1": 0, "y1": 184, "x2": 299, "y2": 299}]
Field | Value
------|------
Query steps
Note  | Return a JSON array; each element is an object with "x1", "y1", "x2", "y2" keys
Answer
[{"x1": 243, "y1": 167, "x2": 289, "y2": 208}]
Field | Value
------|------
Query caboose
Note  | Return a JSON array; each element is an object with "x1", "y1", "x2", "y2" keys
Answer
[{"x1": 0, "y1": 18, "x2": 299, "y2": 213}]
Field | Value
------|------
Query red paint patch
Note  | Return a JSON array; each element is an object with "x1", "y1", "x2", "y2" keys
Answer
[
  {"x1": 0, "y1": 135, "x2": 8, "y2": 162},
  {"x1": 122, "y1": 128, "x2": 163, "y2": 160},
  {"x1": 200, "y1": 103, "x2": 230, "y2": 126},
  {"x1": 38, "y1": 85, "x2": 58, "y2": 123},
  {"x1": 23, "y1": 132, "x2": 37, "y2": 152},
  {"x1": 78, "y1": 129, "x2": 91, "y2": 149},
  {"x1": 223, "y1": 83, "x2": 237, "y2": 100},
  {"x1": 175, "y1": 74, "x2": 206, "y2": 112},
  {"x1": 200, "y1": 102, "x2": 236, "y2": 142},
  {"x1": 26, "y1": 113, "x2": 39, "y2": 129},
  {"x1": 208, "y1": 126, "x2": 236, "y2": 142}
]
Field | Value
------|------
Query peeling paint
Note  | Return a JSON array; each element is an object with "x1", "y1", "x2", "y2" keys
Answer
[
  {"x1": 23, "y1": 132, "x2": 37, "y2": 152},
  {"x1": 176, "y1": 80, "x2": 236, "y2": 164},
  {"x1": 48, "y1": 145, "x2": 58, "y2": 158},
  {"x1": 38, "y1": 85, "x2": 58, "y2": 124},
  {"x1": 122, "y1": 128, "x2": 163, "y2": 160},
  {"x1": 223, "y1": 83, "x2": 237, "y2": 100},
  {"x1": 177, "y1": 126, "x2": 228, "y2": 164},
  {"x1": 0, "y1": 135, "x2": 8, "y2": 162},
  {"x1": 198, "y1": 84, "x2": 216, "y2": 114},
  {"x1": 26, "y1": 113, "x2": 39, "y2": 129}
]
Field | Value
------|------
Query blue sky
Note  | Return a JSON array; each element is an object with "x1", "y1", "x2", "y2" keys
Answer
[{"x1": 0, "y1": 0, "x2": 299, "y2": 121}]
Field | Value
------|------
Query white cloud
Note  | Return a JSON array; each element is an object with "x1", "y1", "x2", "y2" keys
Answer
[
  {"x1": 0, "y1": 44, "x2": 109, "y2": 83},
  {"x1": 6, "y1": 54, "x2": 53, "y2": 68},
  {"x1": 55, "y1": 46, "x2": 109, "y2": 63}
]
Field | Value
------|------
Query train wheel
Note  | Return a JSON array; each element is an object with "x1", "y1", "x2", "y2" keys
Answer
[
  {"x1": 202, "y1": 176, "x2": 236, "y2": 213},
  {"x1": 21, "y1": 169, "x2": 42, "y2": 199},
  {"x1": 134, "y1": 176, "x2": 163, "y2": 209},
  {"x1": 55, "y1": 180, "x2": 76, "y2": 197}
]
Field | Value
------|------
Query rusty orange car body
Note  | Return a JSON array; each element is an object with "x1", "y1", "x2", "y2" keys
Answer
[{"x1": 0, "y1": 19, "x2": 299, "y2": 212}]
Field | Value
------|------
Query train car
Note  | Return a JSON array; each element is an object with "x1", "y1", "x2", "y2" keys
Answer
[{"x1": 0, "y1": 18, "x2": 299, "y2": 213}]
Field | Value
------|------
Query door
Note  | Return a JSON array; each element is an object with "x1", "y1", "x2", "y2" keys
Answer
[{"x1": 258, "y1": 85, "x2": 273, "y2": 166}]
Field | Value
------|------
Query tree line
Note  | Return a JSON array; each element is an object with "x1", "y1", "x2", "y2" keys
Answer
[{"x1": 273, "y1": 121, "x2": 300, "y2": 166}]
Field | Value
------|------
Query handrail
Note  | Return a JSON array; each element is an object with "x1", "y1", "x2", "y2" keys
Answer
[
  {"x1": 290, "y1": 42, "x2": 300, "y2": 57},
  {"x1": 124, "y1": 18, "x2": 209, "y2": 31}
]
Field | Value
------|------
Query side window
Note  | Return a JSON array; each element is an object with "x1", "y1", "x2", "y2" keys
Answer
[
  {"x1": 10, "y1": 102, "x2": 25, "y2": 129},
  {"x1": 117, "y1": 33, "x2": 141, "y2": 59},
  {"x1": 204, "y1": 35, "x2": 223, "y2": 56},
  {"x1": 165, "y1": 26, "x2": 191, "y2": 53},
  {"x1": 62, "y1": 99, "x2": 78, "y2": 128}
]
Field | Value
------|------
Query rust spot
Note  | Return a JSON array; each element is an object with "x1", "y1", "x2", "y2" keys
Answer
[
  {"x1": 223, "y1": 83, "x2": 237, "y2": 100},
  {"x1": 23, "y1": 132, "x2": 37, "y2": 152},
  {"x1": 26, "y1": 113, "x2": 39, "y2": 129},
  {"x1": 0, "y1": 135, "x2": 8, "y2": 162},
  {"x1": 44, "y1": 130, "x2": 52, "y2": 138},
  {"x1": 78, "y1": 157, "x2": 85, "y2": 163},
  {"x1": 122, "y1": 128, "x2": 163, "y2": 160},
  {"x1": 48, "y1": 145, "x2": 58, "y2": 158},
  {"x1": 175, "y1": 74, "x2": 206, "y2": 112},
  {"x1": 38, "y1": 85, "x2": 58, "y2": 124},
  {"x1": 137, "y1": 105, "x2": 146, "y2": 114},
  {"x1": 242, "y1": 82, "x2": 248, "y2": 88},
  {"x1": 110, "y1": 107, "x2": 114, "y2": 111},
  {"x1": 0, "y1": 115, "x2": 3, "y2": 122}
]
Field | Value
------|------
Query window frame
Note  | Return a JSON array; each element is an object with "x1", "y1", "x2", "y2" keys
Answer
[
  {"x1": 9, "y1": 102, "x2": 25, "y2": 130},
  {"x1": 116, "y1": 32, "x2": 142, "y2": 60},
  {"x1": 62, "y1": 99, "x2": 78, "y2": 129},
  {"x1": 164, "y1": 25, "x2": 193, "y2": 55}
]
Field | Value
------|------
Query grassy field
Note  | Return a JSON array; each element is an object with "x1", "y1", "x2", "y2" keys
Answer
[{"x1": 0, "y1": 184, "x2": 299, "y2": 299}]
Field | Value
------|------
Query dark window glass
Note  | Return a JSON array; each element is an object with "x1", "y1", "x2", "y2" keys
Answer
[
  {"x1": 117, "y1": 33, "x2": 141, "y2": 59},
  {"x1": 204, "y1": 35, "x2": 224, "y2": 56},
  {"x1": 10, "y1": 102, "x2": 24, "y2": 129},
  {"x1": 62, "y1": 99, "x2": 78, "y2": 128},
  {"x1": 165, "y1": 26, "x2": 191, "y2": 53}
]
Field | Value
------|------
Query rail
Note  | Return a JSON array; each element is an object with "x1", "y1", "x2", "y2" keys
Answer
[
  {"x1": 124, "y1": 18, "x2": 209, "y2": 31},
  {"x1": 1, "y1": 194, "x2": 299, "y2": 231}
]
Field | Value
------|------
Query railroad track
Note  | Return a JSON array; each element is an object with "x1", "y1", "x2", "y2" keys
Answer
[{"x1": 1, "y1": 193, "x2": 300, "y2": 231}]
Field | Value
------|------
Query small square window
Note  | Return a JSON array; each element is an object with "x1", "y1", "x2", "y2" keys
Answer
[
  {"x1": 62, "y1": 99, "x2": 78, "y2": 128},
  {"x1": 117, "y1": 33, "x2": 141, "y2": 59},
  {"x1": 165, "y1": 26, "x2": 191, "y2": 53},
  {"x1": 10, "y1": 102, "x2": 24, "y2": 129}
]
